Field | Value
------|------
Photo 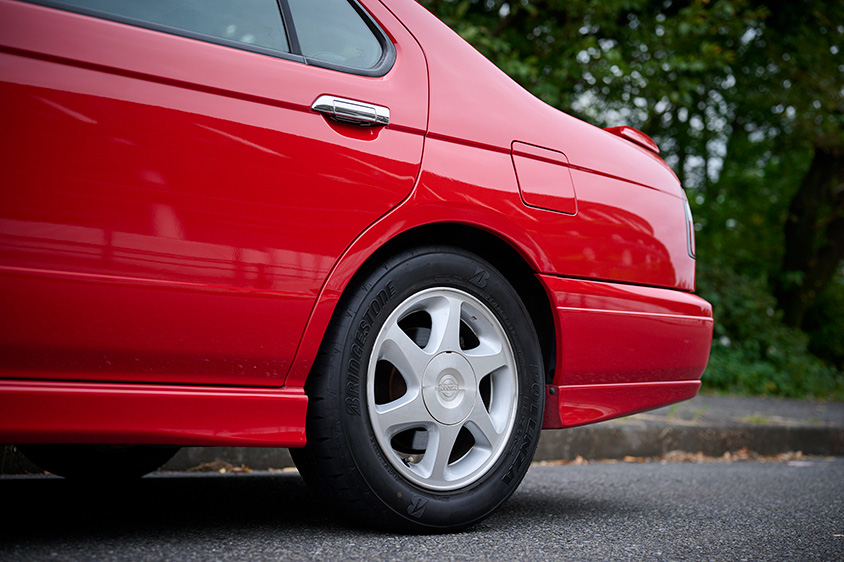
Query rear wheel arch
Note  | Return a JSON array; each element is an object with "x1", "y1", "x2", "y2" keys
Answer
[{"x1": 342, "y1": 223, "x2": 557, "y2": 385}]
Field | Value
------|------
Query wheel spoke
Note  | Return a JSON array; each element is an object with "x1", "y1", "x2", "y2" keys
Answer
[
  {"x1": 426, "y1": 295, "x2": 463, "y2": 354},
  {"x1": 378, "y1": 321, "x2": 429, "y2": 388},
  {"x1": 372, "y1": 391, "x2": 431, "y2": 437},
  {"x1": 426, "y1": 423, "x2": 462, "y2": 482},
  {"x1": 466, "y1": 400, "x2": 504, "y2": 447},
  {"x1": 464, "y1": 342, "x2": 508, "y2": 379}
]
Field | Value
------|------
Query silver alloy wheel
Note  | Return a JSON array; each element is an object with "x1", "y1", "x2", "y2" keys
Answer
[{"x1": 366, "y1": 287, "x2": 518, "y2": 491}]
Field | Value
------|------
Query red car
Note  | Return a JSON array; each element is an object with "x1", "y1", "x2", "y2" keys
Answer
[{"x1": 0, "y1": 0, "x2": 713, "y2": 531}]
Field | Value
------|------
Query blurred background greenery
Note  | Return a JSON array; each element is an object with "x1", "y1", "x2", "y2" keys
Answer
[{"x1": 421, "y1": 0, "x2": 843, "y2": 399}]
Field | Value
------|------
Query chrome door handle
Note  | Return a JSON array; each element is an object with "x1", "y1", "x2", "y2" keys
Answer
[{"x1": 311, "y1": 95, "x2": 390, "y2": 127}]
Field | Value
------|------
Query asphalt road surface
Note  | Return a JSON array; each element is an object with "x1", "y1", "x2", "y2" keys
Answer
[{"x1": 1, "y1": 458, "x2": 842, "y2": 561}]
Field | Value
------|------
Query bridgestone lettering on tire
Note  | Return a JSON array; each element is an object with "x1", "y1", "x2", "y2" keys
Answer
[{"x1": 291, "y1": 246, "x2": 544, "y2": 532}]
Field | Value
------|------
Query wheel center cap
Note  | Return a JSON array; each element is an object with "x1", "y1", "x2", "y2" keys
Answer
[{"x1": 422, "y1": 352, "x2": 477, "y2": 425}]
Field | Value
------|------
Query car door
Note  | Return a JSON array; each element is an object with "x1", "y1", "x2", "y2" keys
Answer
[{"x1": 0, "y1": 0, "x2": 428, "y2": 386}]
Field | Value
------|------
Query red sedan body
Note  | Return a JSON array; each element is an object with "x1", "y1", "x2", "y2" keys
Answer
[{"x1": 0, "y1": 0, "x2": 712, "y2": 530}]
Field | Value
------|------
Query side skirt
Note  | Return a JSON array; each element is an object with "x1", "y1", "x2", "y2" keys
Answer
[{"x1": 0, "y1": 379, "x2": 307, "y2": 446}]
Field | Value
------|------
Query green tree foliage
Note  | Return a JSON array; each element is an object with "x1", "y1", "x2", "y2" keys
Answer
[{"x1": 422, "y1": 0, "x2": 844, "y2": 398}]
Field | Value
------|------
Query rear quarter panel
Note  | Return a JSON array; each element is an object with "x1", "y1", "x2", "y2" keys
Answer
[{"x1": 382, "y1": 0, "x2": 694, "y2": 292}]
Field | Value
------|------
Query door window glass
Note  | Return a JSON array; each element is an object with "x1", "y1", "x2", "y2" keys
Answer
[{"x1": 45, "y1": 0, "x2": 289, "y2": 52}]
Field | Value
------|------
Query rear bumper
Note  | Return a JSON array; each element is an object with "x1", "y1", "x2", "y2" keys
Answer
[{"x1": 538, "y1": 275, "x2": 713, "y2": 428}]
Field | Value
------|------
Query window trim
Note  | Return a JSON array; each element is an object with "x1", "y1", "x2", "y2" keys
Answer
[
  {"x1": 26, "y1": 0, "x2": 396, "y2": 77},
  {"x1": 277, "y1": 0, "x2": 302, "y2": 55}
]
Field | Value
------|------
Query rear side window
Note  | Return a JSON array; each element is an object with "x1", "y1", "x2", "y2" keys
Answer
[
  {"x1": 287, "y1": 0, "x2": 383, "y2": 70},
  {"x1": 32, "y1": 0, "x2": 394, "y2": 75}
]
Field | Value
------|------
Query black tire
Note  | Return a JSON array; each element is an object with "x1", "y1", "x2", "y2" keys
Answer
[
  {"x1": 19, "y1": 444, "x2": 180, "y2": 480},
  {"x1": 291, "y1": 246, "x2": 544, "y2": 532}
]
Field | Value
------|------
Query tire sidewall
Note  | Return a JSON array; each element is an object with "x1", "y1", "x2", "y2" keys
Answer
[{"x1": 334, "y1": 247, "x2": 544, "y2": 531}]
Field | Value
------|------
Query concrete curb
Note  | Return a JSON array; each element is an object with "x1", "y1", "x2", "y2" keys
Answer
[{"x1": 532, "y1": 423, "x2": 844, "y2": 461}]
